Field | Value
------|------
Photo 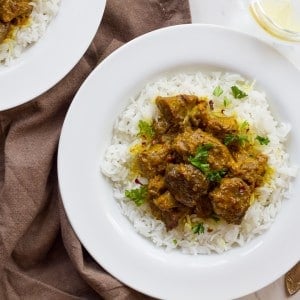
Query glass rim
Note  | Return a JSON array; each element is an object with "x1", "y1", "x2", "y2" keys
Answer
[{"x1": 250, "y1": 1, "x2": 300, "y2": 42}]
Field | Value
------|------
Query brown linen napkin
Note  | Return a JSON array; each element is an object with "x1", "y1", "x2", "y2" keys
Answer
[{"x1": 0, "y1": 1, "x2": 191, "y2": 299}]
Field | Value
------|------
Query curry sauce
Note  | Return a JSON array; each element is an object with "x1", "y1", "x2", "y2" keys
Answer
[
  {"x1": 127, "y1": 94, "x2": 270, "y2": 230},
  {"x1": 0, "y1": 0, "x2": 32, "y2": 44}
]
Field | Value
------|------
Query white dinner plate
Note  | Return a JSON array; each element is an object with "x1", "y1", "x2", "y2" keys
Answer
[
  {"x1": 0, "y1": 0, "x2": 106, "y2": 111},
  {"x1": 58, "y1": 24, "x2": 300, "y2": 299}
]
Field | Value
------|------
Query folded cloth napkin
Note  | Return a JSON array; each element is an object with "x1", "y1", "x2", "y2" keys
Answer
[{"x1": 0, "y1": 0, "x2": 190, "y2": 298}]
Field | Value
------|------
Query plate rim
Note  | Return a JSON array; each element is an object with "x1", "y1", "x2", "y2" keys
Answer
[
  {"x1": 58, "y1": 23, "x2": 300, "y2": 299},
  {"x1": 0, "y1": 0, "x2": 106, "y2": 111}
]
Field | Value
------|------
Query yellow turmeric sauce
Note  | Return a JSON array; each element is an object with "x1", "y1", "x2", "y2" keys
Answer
[{"x1": 127, "y1": 94, "x2": 271, "y2": 229}]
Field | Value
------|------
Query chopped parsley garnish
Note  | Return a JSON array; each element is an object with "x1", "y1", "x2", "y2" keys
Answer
[
  {"x1": 223, "y1": 96, "x2": 231, "y2": 107},
  {"x1": 189, "y1": 144, "x2": 212, "y2": 173},
  {"x1": 192, "y1": 223, "x2": 205, "y2": 234},
  {"x1": 240, "y1": 120, "x2": 249, "y2": 131},
  {"x1": 194, "y1": 162, "x2": 211, "y2": 174},
  {"x1": 206, "y1": 169, "x2": 227, "y2": 183},
  {"x1": 231, "y1": 86, "x2": 248, "y2": 99},
  {"x1": 189, "y1": 144, "x2": 212, "y2": 163},
  {"x1": 256, "y1": 135, "x2": 270, "y2": 145},
  {"x1": 125, "y1": 186, "x2": 147, "y2": 206},
  {"x1": 173, "y1": 239, "x2": 177, "y2": 245},
  {"x1": 189, "y1": 144, "x2": 227, "y2": 182},
  {"x1": 138, "y1": 120, "x2": 154, "y2": 139},
  {"x1": 224, "y1": 133, "x2": 248, "y2": 146},
  {"x1": 213, "y1": 85, "x2": 223, "y2": 97}
]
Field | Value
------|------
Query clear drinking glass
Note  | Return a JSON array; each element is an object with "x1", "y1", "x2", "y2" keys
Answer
[{"x1": 249, "y1": 0, "x2": 300, "y2": 42}]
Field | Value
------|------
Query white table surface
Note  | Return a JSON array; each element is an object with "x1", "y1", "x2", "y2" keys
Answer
[
  {"x1": 189, "y1": 1, "x2": 300, "y2": 299},
  {"x1": 190, "y1": 0, "x2": 300, "y2": 70}
]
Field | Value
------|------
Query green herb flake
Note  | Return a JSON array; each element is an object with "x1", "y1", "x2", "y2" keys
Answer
[
  {"x1": 240, "y1": 120, "x2": 249, "y2": 131},
  {"x1": 125, "y1": 186, "x2": 147, "y2": 206},
  {"x1": 213, "y1": 85, "x2": 223, "y2": 97},
  {"x1": 256, "y1": 135, "x2": 270, "y2": 145},
  {"x1": 173, "y1": 239, "x2": 177, "y2": 245},
  {"x1": 189, "y1": 144, "x2": 213, "y2": 173},
  {"x1": 224, "y1": 134, "x2": 248, "y2": 146},
  {"x1": 231, "y1": 86, "x2": 248, "y2": 99},
  {"x1": 191, "y1": 144, "x2": 213, "y2": 161},
  {"x1": 192, "y1": 223, "x2": 205, "y2": 234},
  {"x1": 138, "y1": 120, "x2": 154, "y2": 139},
  {"x1": 192, "y1": 162, "x2": 210, "y2": 174},
  {"x1": 223, "y1": 96, "x2": 231, "y2": 107},
  {"x1": 206, "y1": 169, "x2": 227, "y2": 183},
  {"x1": 189, "y1": 144, "x2": 226, "y2": 182}
]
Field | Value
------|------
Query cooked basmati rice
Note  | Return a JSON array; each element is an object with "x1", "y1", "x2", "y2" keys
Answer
[
  {"x1": 101, "y1": 71, "x2": 297, "y2": 254},
  {"x1": 0, "y1": 0, "x2": 60, "y2": 65}
]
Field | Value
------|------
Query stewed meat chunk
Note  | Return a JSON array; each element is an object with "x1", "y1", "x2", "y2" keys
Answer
[
  {"x1": 206, "y1": 115, "x2": 238, "y2": 140},
  {"x1": 180, "y1": 94, "x2": 199, "y2": 106},
  {"x1": 161, "y1": 206, "x2": 191, "y2": 230},
  {"x1": 153, "y1": 191, "x2": 178, "y2": 211},
  {"x1": 148, "y1": 175, "x2": 166, "y2": 198},
  {"x1": 156, "y1": 95, "x2": 187, "y2": 125},
  {"x1": 209, "y1": 177, "x2": 251, "y2": 224},
  {"x1": 0, "y1": 0, "x2": 32, "y2": 23},
  {"x1": 188, "y1": 99, "x2": 238, "y2": 140},
  {"x1": 165, "y1": 163, "x2": 208, "y2": 207},
  {"x1": 161, "y1": 207, "x2": 189, "y2": 230},
  {"x1": 173, "y1": 128, "x2": 234, "y2": 170},
  {"x1": 195, "y1": 196, "x2": 214, "y2": 218},
  {"x1": 155, "y1": 95, "x2": 198, "y2": 127},
  {"x1": 232, "y1": 149, "x2": 268, "y2": 188},
  {"x1": 149, "y1": 201, "x2": 190, "y2": 230},
  {"x1": 189, "y1": 99, "x2": 209, "y2": 129},
  {"x1": 153, "y1": 117, "x2": 170, "y2": 136},
  {"x1": 137, "y1": 143, "x2": 171, "y2": 177},
  {"x1": 0, "y1": 21, "x2": 9, "y2": 43}
]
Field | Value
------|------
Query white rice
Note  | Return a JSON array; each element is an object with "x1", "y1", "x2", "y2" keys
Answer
[
  {"x1": 0, "y1": 0, "x2": 60, "y2": 65},
  {"x1": 101, "y1": 71, "x2": 297, "y2": 254}
]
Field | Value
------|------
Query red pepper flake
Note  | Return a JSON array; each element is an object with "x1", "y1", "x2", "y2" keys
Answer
[
  {"x1": 135, "y1": 178, "x2": 143, "y2": 185},
  {"x1": 207, "y1": 228, "x2": 213, "y2": 233},
  {"x1": 209, "y1": 100, "x2": 214, "y2": 110},
  {"x1": 166, "y1": 153, "x2": 175, "y2": 162}
]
